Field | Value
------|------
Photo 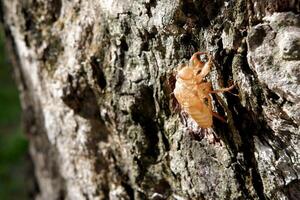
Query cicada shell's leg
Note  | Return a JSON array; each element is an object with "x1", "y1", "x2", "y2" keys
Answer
[
  {"x1": 198, "y1": 54, "x2": 212, "y2": 78},
  {"x1": 210, "y1": 85, "x2": 237, "y2": 96},
  {"x1": 205, "y1": 94, "x2": 213, "y2": 112},
  {"x1": 190, "y1": 52, "x2": 206, "y2": 69},
  {"x1": 190, "y1": 52, "x2": 207, "y2": 62},
  {"x1": 212, "y1": 112, "x2": 226, "y2": 123},
  {"x1": 195, "y1": 82, "x2": 212, "y2": 96},
  {"x1": 194, "y1": 82, "x2": 213, "y2": 112}
]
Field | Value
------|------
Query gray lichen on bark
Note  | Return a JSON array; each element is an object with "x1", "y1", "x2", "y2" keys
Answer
[{"x1": 1, "y1": 0, "x2": 299, "y2": 199}]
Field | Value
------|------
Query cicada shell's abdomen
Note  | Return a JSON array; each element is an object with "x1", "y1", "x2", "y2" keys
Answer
[
  {"x1": 174, "y1": 85, "x2": 213, "y2": 128},
  {"x1": 184, "y1": 104, "x2": 213, "y2": 128}
]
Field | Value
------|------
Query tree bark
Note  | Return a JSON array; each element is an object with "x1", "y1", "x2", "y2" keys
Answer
[{"x1": 1, "y1": 0, "x2": 299, "y2": 199}]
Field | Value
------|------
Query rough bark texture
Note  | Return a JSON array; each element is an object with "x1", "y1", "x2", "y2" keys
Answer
[{"x1": 1, "y1": 0, "x2": 300, "y2": 199}]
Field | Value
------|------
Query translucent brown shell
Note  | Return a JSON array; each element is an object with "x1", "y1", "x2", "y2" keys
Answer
[{"x1": 173, "y1": 52, "x2": 234, "y2": 128}]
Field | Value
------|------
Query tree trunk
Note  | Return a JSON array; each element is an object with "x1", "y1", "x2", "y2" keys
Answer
[{"x1": 1, "y1": 0, "x2": 299, "y2": 199}]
